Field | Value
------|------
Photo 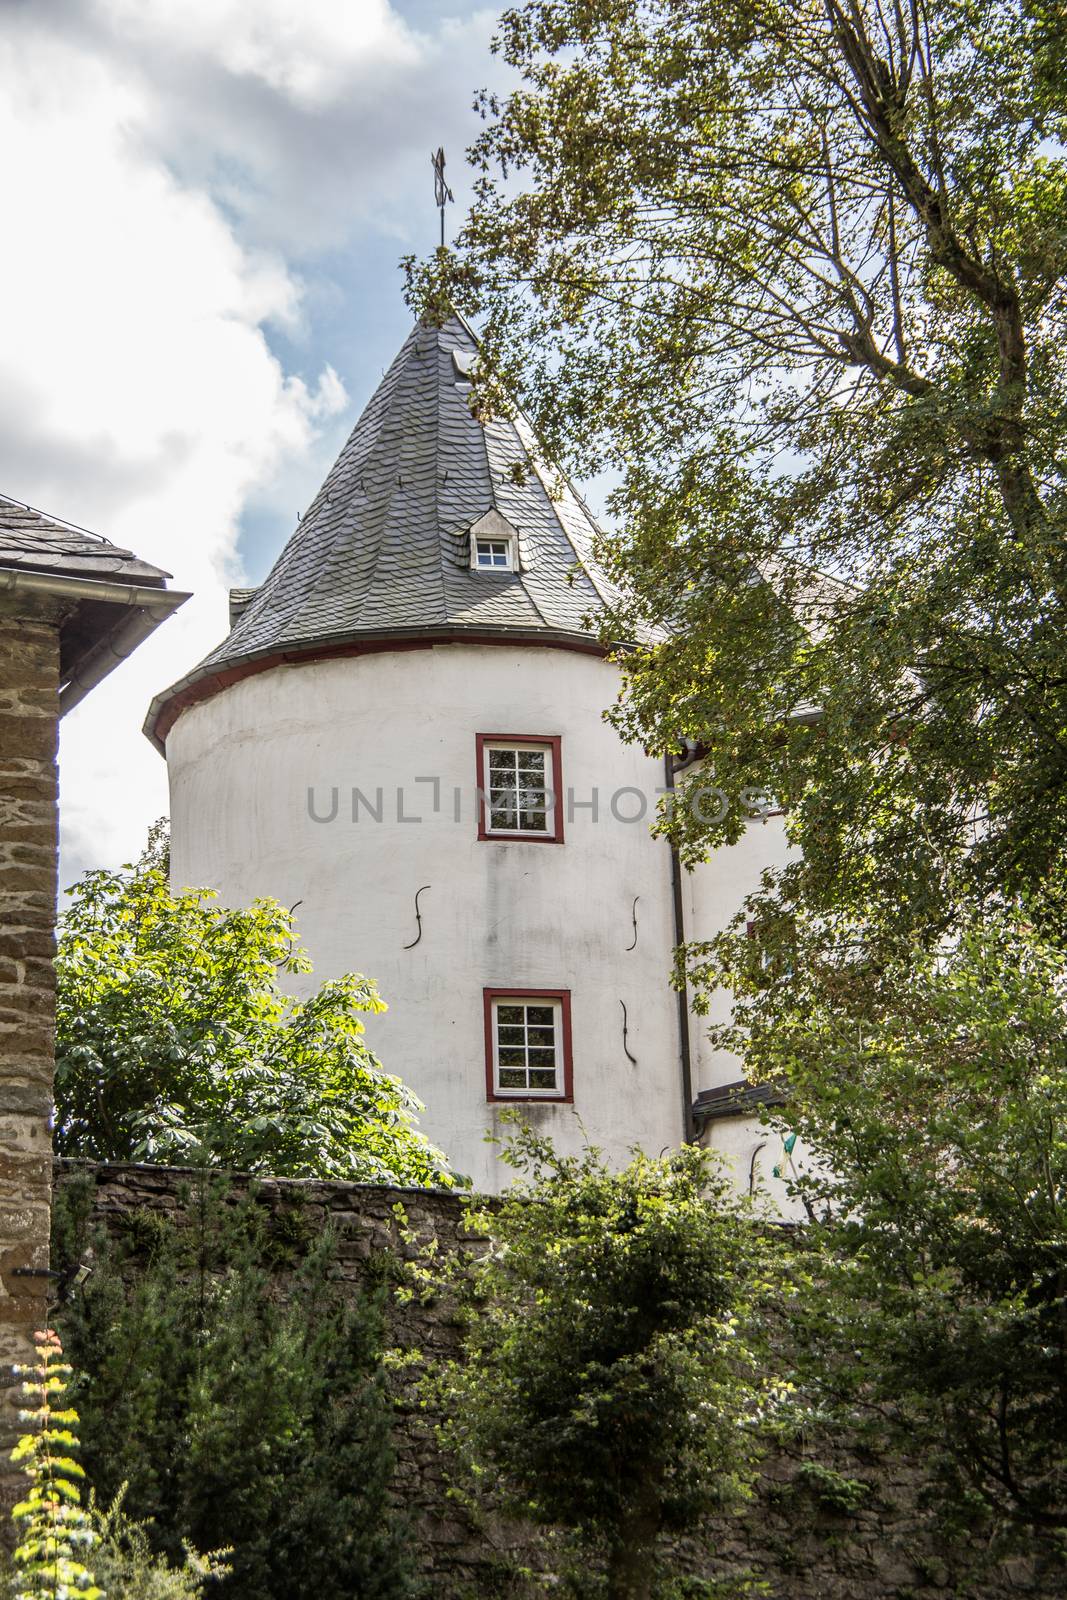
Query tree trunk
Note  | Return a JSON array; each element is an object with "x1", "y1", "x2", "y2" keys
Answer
[{"x1": 605, "y1": 1509, "x2": 660, "y2": 1600}]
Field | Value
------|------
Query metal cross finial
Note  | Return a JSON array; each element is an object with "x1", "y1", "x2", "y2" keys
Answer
[{"x1": 431, "y1": 146, "x2": 454, "y2": 250}]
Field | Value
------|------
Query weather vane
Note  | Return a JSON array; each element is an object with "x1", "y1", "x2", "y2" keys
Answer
[{"x1": 431, "y1": 146, "x2": 454, "y2": 250}]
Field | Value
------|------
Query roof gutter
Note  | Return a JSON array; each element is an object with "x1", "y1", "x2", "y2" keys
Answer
[
  {"x1": 143, "y1": 624, "x2": 623, "y2": 754},
  {"x1": 0, "y1": 566, "x2": 190, "y2": 715}
]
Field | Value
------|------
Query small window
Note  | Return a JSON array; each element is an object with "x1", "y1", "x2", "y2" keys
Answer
[
  {"x1": 475, "y1": 538, "x2": 512, "y2": 569},
  {"x1": 468, "y1": 509, "x2": 520, "y2": 572},
  {"x1": 476, "y1": 735, "x2": 563, "y2": 843},
  {"x1": 484, "y1": 989, "x2": 573, "y2": 1101}
]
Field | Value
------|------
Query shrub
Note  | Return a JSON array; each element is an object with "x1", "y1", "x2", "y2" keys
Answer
[
  {"x1": 87, "y1": 1491, "x2": 227, "y2": 1600},
  {"x1": 55, "y1": 827, "x2": 454, "y2": 1187},
  {"x1": 425, "y1": 1125, "x2": 787, "y2": 1600},
  {"x1": 53, "y1": 1176, "x2": 416, "y2": 1600},
  {"x1": 9, "y1": 1329, "x2": 100, "y2": 1600}
]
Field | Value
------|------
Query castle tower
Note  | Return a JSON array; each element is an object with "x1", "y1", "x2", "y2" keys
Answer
[{"x1": 146, "y1": 312, "x2": 794, "y2": 1195}]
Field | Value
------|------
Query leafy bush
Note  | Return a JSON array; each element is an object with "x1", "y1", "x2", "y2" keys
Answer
[
  {"x1": 54, "y1": 828, "x2": 454, "y2": 1187},
  {"x1": 86, "y1": 1491, "x2": 227, "y2": 1600},
  {"x1": 53, "y1": 1176, "x2": 417, "y2": 1600},
  {"x1": 424, "y1": 1125, "x2": 787, "y2": 1600}
]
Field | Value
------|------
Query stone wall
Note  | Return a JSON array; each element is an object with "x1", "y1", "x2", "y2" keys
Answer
[
  {"x1": 0, "y1": 602, "x2": 63, "y2": 1501},
  {"x1": 54, "y1": 1159, "x2": 1063, "y2": 1600}
]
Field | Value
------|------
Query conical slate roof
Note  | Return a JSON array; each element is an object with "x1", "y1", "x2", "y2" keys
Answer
[{"x1": 146, "y1": 314, "x2": 622, "y2": 749}]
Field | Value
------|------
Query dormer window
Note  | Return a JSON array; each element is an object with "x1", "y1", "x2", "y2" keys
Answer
[{"x1": 468, "y1": 509, "x2": 520, "y2": 573}]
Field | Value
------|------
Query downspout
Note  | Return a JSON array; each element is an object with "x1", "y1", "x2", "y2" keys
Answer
[{"x1": 664, "y1": 753, "x2": 696, "y2": 1143}]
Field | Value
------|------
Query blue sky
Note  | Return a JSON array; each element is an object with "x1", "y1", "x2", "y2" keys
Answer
[
  {"x1": 0, "y1": 1, "x2": 517, "y2": 884},
  {"x1": 240, "y1": 0, "x2": 506, "y2": 581}
]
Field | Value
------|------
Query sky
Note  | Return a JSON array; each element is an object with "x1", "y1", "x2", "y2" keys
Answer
[{"x1": 0, "y1": 0, "x2": 512, "y2": 890}]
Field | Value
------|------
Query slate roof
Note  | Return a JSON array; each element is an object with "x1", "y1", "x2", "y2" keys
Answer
[
  {"x1": 692, "y1": 1080, "x2": 788, "y2": 1122},
  {"x1": 0, "y1": 493, "x2": 186, "y2": 713},
  {"x1": 200, "y1": 314, "x2": 620, "y2": 671},
  {"x1": 0, "y1": 493, "x2": 171, "y2": 586}
]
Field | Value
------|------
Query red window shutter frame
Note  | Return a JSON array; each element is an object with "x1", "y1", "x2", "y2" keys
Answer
[
  {"x1": 483, "y1": 987, "x2": 574, "y2": 1103},
  {"x1": 475, "y1": 733, "x2": 564, "y2": 843}
]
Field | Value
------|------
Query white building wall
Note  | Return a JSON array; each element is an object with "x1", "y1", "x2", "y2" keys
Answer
[
  {"x1": 167, "y1": 643, "x2": 688, "y2": 1192},
  {"x1": 680, "y1": 796, "x2": 809, "y2": 1221},
  {"x1": 683, "y1": 808, "x2": 797, "y2": 1095}
]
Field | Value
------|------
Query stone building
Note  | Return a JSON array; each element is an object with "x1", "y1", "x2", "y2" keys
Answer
[
  {"x1": 148, "y1": 312, "x2": 799, "y2": 1198},
  {"x1": 0, "y1": 494, "x2": 186, "y2": 1484}
]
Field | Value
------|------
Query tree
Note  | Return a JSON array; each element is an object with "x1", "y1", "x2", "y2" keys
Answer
[
  {"x1": 430, "y1": 1125, "x2": 785, "y2": 1600},
  {"x1": 55, "y1": 837, "x2": 454, "y2": 1187},
  {"x1": 735, "y1": 908, "x2": 1067, "y2": 1543},
  {"x1": 409, "y1": 0, "x2": 1067, "y2": 953},
  {"x1": 406, "y1": 0, "x2": 1067, "y2": 1546}
]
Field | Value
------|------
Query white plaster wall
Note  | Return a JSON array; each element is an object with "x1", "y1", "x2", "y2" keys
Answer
[
  {"x1": 166, "y1": 644, "x2": 688, "y2": 1191},
  {"x1": 700, "y1": 1114, "x2": 812, "y2": 1224},
  {"x1": 677, "y1": 777, "x2": 811, "y2": 1223},
  {"x1": 682, "y1": 806, "x2": 798, "y2": 1094}
]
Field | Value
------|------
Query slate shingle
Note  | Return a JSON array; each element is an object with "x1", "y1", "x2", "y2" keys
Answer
[
  {"x1": 194, "y1": 314, "x2": 621, "y2": 674},
  {"x1": 0, "y1": 493, "x2": 170, "y2": 586}
]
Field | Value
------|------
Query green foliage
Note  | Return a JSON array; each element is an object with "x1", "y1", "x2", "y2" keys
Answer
[
  {"x1": 430, "y1": 1124, "x2": 788, "y2": 1600},
  {"x1": 418, "y1": 0, "x2": 1067, "y2": 1548},
  {"x1": 52, "y1": 1179, "x2": 417, "y2": 1600},
  {"x1": 9, "y1": 1329, "x2": 101, "y2": 1600},
  {"x1": 756, "y1": 910, "x2": 1067, "y2": 1540},
  {"x1": 426, "y1": 0, "x2": 1067, "y2": 945},
  {"x1": 789, "y1": 1464, "x2": 870, "y2": 1516},
  {"x1": 55, "y1": 831, "x2": 454, "y2": 1186},
  {"x1": 82, "y1": 1490, "x2": 227, "y2": 1600}
]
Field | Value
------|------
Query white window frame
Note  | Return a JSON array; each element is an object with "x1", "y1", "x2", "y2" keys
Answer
[
  {"x1": 473, "y1": 537, "x2": 514, "y2": 571},
  {"x1": 489, "y1": 994, "x2": 568, "y2": 1099},
  {"x1": 478, "y1": 737, "x2": 561, "y2": 841}
]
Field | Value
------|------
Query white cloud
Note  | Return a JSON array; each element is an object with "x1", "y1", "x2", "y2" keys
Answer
[
  {"x1": 80, "y1": 0, "x2": 505, "y2": 257},
  {"x1": 101, "y1": 0, "x2": 421, "y2": 107},
  {"x1": 0, "y1": 25, "x2": 348, "y2": 886},
  {"x1": 0, "y1": 0, "x2": 505, "y2": 890}
]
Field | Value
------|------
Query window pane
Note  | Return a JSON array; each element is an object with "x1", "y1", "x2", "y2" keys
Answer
[
  {"x1": 490, "y1": 788, "x2": 518, "y2": 807},
  {"x1": 518, "y1": 788, "x2": 547, "y2": 807},
  {"x1": 492, "y1": 997, "x2": 563, "y2": 1096},
  {"x1": 477, "y1": 540, "x2": 509, "y2": 568},
  {"x1": 517, "y1": 751, "x2": 545, "y2": 773},
  {"x1": 489, "y1": 750, "x2": 515, "y2": 770},
  {"x1": 519, "y1": 811, "x2": 548, "y2": 832},
  {"x1": 489, "y1": 809, "x2": 517, "y2": 830}
]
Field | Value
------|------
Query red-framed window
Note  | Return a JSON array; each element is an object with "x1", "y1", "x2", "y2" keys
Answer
[
  {"x1": 483, "y1": 988, "x2": 573, "y2": 1102},
  {"x1": 476, "y1": 734, "x2": 564, "y2": 843}
]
